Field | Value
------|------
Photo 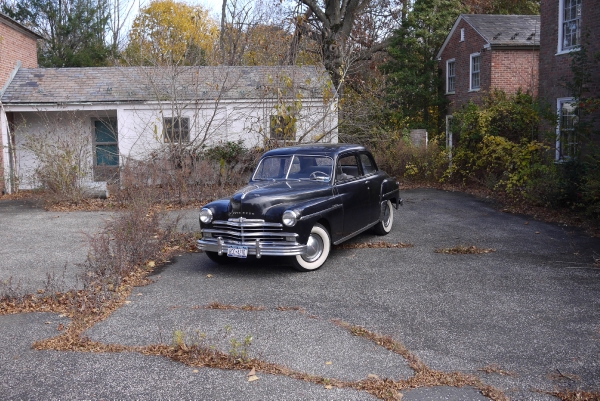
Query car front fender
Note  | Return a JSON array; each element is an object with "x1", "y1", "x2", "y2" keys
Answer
[{"x1": 276, "y1": 196, "x2": 344, "y2": 244}]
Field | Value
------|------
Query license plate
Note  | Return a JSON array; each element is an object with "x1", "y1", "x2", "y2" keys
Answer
[{"x1": 227, "y1": 245, "x2": 248, "y2": 258}]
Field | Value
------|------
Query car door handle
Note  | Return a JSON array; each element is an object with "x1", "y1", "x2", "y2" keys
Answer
[{"x1": 365, "y1": 181, "x2": 369, "y2": 184}]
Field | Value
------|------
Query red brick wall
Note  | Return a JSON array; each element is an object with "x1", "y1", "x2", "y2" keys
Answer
[
  {"x1": 439, "y1": 18, "x2": 540, "y2": 116},
  {"x1": 539, "y1": 0, "x2": 599, "y2": 126},
  {"x1": 438, "y1": 19, "x2": 490, "y2": 115},
  {"x1": 491, "y1": 50, "x2": 539, "y2": 97},
  {"x1": 0, "y1": 20, "x2": 39, "y2": 193},
  {"x1": 0, "y1": 22, "x2": 38, "y2": 86}
]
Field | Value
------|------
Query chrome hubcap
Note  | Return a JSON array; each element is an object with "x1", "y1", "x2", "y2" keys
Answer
[
  {"x1": 382, "y1": 203, "x2": 391, "y2": 227},
  {"x1": 303, "y1": 233, "x2": 324, "y2": 262}
]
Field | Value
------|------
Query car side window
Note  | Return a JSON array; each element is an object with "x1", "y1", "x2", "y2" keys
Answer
[
  {"x1": 359, "y1": 153, "x2": 377, "y2": 175},
  {"x1": 336, "y1": 154, "x2": 361, "y2": 182}
]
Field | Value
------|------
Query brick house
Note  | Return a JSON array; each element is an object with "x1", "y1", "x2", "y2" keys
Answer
[
  {"x1": 538, "y1": 0, "x2": 599, "y2": 161},
  {"x1": 436, "y1": 14, "x2": 540, "y2": 149},
  {"x1": 0, "y1": 13, "x2": 42, "y2": 193}
]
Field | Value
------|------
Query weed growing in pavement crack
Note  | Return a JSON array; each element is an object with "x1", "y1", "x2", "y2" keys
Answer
[
  {"x1": 478, "y1": 364, "x2": 518, "y2": 377},
  {"x1": 335, "y1": 241, "x2": 413, "y2": 249},
  {"x1": 434, "y1": 245, "x2": 496, "y2": 254},
  {"x1": 172, "y1": 327, "x2": 254, "y2": 363},
  {"x1": 332, "y1": 319, "x2": 510, "y2": 401}
]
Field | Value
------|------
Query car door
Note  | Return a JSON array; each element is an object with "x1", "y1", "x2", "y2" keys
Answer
[
  {"x1": 334, "y1": 153, "x2": 371, "y2": 237},
  {"x1": 359, "y1": 152, "x2": 384, "y2": 224}
]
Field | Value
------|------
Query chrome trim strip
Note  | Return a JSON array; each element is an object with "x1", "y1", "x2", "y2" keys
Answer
[
  {"x1": 214, "y1": 219, "x2": 283, "y2": 228},
  {"x1": 197, "y1": 239, "x2": 307, "y2": 257},
  {"x1": 202, "y1": 229, "x2": 291, "y2": 238},
  {"x1": 383, "y1": 188, "x2": 399, "y2": 198},
  {"x1": 217, "y1": 237, "x2": 224, "y2": 255},
  {"x1": 299, "y1": 204, "x2": 343, "y2": 221},
  {"x1": 333, "y1": 220, "x2": 379, "y2": 245}
]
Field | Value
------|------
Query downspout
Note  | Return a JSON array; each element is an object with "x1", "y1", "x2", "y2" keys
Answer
[{"x1": 1, "y1": 61, "x2": 22, "y2": 194}]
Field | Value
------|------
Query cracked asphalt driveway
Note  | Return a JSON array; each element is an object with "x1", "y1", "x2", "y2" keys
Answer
[{"x1": 1, "y1": 188, "x2": 599, "y2": 400}]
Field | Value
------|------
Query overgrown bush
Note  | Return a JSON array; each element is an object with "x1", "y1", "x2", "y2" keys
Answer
[
  {"x1": 369, "y1": 130, "x2": 448, "y2": 183},
  {"x1": 77, "y1": 202, "x2": 181, "y2": 312},
  {"x1": 114, "y1": 142, "x2": 261, "y2": 206},
  {"x1": 450, "y1": 90, "x2": 540, "y2": 147},
  {"x1": 22, "y1": 116, "x2": 92, "y2": 203},
  {"x1": 447, "y1": 91, "x2": 550, "y2": 195},
  {"x1": 579, "y1": 147, "x2": 600, "y2": 218}
]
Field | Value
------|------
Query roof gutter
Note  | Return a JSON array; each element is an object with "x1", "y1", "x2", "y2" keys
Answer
[{"x1": 489, "y1": 44, "x2": 540, "y2": 50}]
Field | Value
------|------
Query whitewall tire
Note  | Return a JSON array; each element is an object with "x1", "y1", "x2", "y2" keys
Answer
[
  {"x1": 373, "y1": 200, "x2": 394, "y2": 235},
  {"x1": 292, "y1": 223, "x2": 331, "y2": 272}
]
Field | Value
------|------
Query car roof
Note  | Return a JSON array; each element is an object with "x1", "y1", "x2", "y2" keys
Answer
[{"x1": 261, "y1": 143, "x2": 367, "y2": 158}]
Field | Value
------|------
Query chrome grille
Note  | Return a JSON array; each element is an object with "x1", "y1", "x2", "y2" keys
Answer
[{"x1": 205, "y1": 218, "x2": 286, "y2": 242}]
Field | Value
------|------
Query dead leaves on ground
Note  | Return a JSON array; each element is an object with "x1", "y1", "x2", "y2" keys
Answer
[
  {"x1": 204, "y1": 302, "x2": 265, "y2": 311},
  {"x1": 435, "y1": 245, "x2": 496, "y2": 255},
  {"x1": 478, "y1": 364, "x2": 518, "y2": 377},
  {"x1": 549, "y1": 390, "x2": 600, "y2": 401},
  {"x1": 332, "y1": 319, "x2": 509, "y2": 401},
  {"x1": 336, "y1": 241, "x2": 413, "y2": 249}
]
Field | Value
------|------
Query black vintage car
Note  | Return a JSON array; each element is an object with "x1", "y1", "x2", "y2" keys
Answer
[{"x1": 197, "y1": 144, "x2": 401, "y2": 271}]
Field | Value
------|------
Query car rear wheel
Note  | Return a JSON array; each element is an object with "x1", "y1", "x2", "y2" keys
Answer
[
  {"x1": 292, "y1": 223, "x2": 331, "y2": 272},
  {"x1": 205, "y1": 251, "x2": 240, "y2": 265},
  {"x1": 373, "y1": 200, "x2": 394, "y2": 235}
]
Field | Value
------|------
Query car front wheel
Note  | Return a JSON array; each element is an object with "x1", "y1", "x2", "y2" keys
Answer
[
  {"x1": 292, "y1": 223, "x2": 331, "y2": 272},
  {"x1": 373, "y1": 200, "x2": 394, "y2": 235}
]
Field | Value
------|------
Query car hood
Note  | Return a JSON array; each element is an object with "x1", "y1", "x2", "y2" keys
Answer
[{"x1": 228, "y1": 180, "x2": 331, "y2": 219}]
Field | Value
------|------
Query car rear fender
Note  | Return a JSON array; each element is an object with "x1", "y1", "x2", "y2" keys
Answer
[{"x1": 380, "y1": 178, "x2": 401, "y2": 209}]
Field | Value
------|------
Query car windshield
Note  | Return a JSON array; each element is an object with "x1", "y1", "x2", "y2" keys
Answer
[{"x1": 253, "y1": 155, "x2": 333, "y2": 182}]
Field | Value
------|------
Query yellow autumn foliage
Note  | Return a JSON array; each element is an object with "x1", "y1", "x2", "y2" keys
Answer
[{"x1": 126, "y1": 0, "x2": 218, "y2": 65}]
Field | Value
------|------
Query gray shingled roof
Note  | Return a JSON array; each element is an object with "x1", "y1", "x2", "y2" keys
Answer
[
  {"x1": 1, "y1": 66, "x2": 332, "y2": 104},
  {"x1": 462, "y1": 14, "x2": 540, "y2": 47}
]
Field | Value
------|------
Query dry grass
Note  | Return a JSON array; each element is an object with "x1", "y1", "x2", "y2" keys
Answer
[
  {"x1": 204, "y1": 302, "x2": 265, "y2": 311},
  {"x1": 276, "y1": 306, "x2": 307, "y2": 313},
  {"x1": 478, "y1": 364, "x2": 518, "y2": 377},
  {"x1": 550, "y1": 390, "x2": 600, "y2": 401},
  {"x1": 332, "y1": 320, "x2": 509, "y2": 401},
  {"x1": 336, "y1": 241, "x2": 413, "y2": 249},
  {"x1": 434, "y1": 245, "x2": 496, "y2": 254}
]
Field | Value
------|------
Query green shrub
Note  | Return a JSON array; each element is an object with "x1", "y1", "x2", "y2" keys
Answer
[
  {"x1": 580, "y1": 147, "x2": 600, "y2": 219},
  {"x1": 447, "y1": 91, "x2": 548, "y2": 195}
]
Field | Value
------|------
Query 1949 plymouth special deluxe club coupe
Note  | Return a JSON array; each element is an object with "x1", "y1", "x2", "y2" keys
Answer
[{"x1": 197, "y1": 144, "x2": 401, "y2": 271}]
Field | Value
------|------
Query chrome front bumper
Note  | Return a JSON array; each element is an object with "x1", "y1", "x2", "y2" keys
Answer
[{"x1": 197, "y1": 237, "x2": 307, "y2": 258}]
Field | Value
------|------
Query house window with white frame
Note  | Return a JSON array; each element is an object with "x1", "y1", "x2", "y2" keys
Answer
[
  {"x1": 446, "y1": 59, "x2": 456, "y2": 94},
  {"x1": 559, "y1": 0, "x2": 582, "y2": 52},
  {"x1": 163, "y1": 117, "x2": 190, "y2": 143},
  {"x1": 556, "y1": 99, "x2": 579, "y2": 161},
  {"x1": 470, "y1": 53, "x2": 481, "y2": 90}
]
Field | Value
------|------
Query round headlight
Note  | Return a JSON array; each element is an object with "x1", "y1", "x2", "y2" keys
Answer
[
  {"x1": 199, "y1": 208, "x2": 213, "y2": 224},
  {"x1": 282, "y1": 210, "x2": 298, "y2": 227}
]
